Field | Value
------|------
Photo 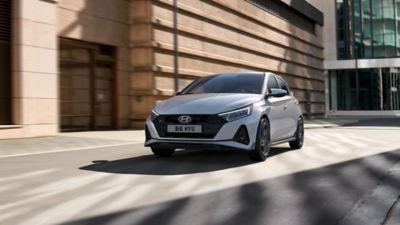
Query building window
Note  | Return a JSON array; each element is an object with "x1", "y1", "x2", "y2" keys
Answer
[
  {"x1": 336, "y1": 0, "x2": 400, "y2": 59},
  {"x1": 247, "y1": 0, "x2": 317, "y2": 34},
  {"x1": 0, "y1": 0, "x2": 12, "y2": 125},
  {"x1": 336, "y1": 0, "x2": 349, "y2": 59}
]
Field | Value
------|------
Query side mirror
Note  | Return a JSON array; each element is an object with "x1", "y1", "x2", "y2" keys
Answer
[
  {"x1": 267, "y1": 88, "x2": 287, "y2": 98},
  {"x1": 174, "y1": 91, "x2": 182, "y2": 96}
]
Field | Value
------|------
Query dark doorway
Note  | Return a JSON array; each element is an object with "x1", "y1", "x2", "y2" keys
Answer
[
  {"x1": 59, "y1": 38, "x2": 116, "y2": 131},
  {"x1": 0, "y1": 0, "x2": 12, "y2": 125}
]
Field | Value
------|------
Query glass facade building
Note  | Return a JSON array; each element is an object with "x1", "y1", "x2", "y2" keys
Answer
[
  {"x1": 336, "y1": 0, "x2": 400, "y2": 59},
  {"x1": 328, "y1": 0, "x2": 400, "y2": 112}
]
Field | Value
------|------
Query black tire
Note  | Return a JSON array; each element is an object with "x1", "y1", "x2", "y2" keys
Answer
[
  {"x1": 151, "y1": 147, "x2": 175, "y2": 157},
  {"x1": 248, "y1": 118, "x2": 271, "y2": 162},
  {"x1": 289, "y1": 117, "x2": 304, "y2": 150}
]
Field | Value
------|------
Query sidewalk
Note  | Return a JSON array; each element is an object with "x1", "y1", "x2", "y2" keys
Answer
[{"x1": 0, "y1": 130, "x2": 145, "y2": 158}]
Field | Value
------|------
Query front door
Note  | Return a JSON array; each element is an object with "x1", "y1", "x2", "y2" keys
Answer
[
  {"x1": 59, "y1": 39, "x2": 115, "y2": 131},
  {"x1": 268, "y1": 96, "x2": 288, "y2": 142},
  {"x1": 266, "y1": 75, "x2": 289, "y2": 142}
]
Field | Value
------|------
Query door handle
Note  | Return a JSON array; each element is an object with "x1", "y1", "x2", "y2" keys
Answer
[{"x1": 284, "y1": 104, "x2": 288, "y2": 110}]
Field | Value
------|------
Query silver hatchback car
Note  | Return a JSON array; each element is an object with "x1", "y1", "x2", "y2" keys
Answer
[{"x1": 145, "y1": 72, "x2": 304, "y2": 161}]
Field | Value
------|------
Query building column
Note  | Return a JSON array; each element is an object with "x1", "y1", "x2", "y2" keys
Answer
[
  {"x1": 10, "y1": 0, "x2": 58, "y2": 138},
  {"x1": 129, "y1": 0, "x2": 156, "y2": 128}
]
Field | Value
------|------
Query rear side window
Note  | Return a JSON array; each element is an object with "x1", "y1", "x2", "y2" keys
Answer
[
  {"x1": 267, "y1": 76, "x2": 279, "y2": 92},
  {"x1": 277, "y1": 78, "x2": 290, "y2": 94}
]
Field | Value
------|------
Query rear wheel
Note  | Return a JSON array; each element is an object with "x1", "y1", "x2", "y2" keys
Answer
[
  {"x1": 289, "y1": 117, "x2": 304, "y2": 150},
  {"x1": 248, "y1": 118, "x2": 271, "y2": 161},
  {"x1": 151, "y1": 147, "x2": 175, "y2": 157}
]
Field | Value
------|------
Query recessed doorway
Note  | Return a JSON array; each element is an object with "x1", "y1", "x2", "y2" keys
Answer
[{"x1": 59, "y1": 39, "x2": 116, "y2": 131}]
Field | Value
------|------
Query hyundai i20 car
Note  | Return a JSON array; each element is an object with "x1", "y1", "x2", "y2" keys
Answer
[{"x1": 145, "y1": 72, "x2": 304, "y2": 161}]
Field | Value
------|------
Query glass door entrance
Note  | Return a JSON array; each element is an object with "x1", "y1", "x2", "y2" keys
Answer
[
  {"x1": 59, "y1": 39, "x2": 115, "y2": 131},
  {"x1": 389, "y1": 69, "x2": 400, "y2": 110},
  {"x1": 329, "y1": 67, "x2": 400, "y2": 111}
]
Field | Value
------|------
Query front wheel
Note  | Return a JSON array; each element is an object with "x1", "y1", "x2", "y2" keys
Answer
[
  {"x1": 289, "y1": 117, "x2": 304, "y2": 150},
  {"x1": 248, "y1": 118, "x2": 271, "y2": 161},
  {"x1": 151, "y1": 147, "x2": 175, "y2": 157}
]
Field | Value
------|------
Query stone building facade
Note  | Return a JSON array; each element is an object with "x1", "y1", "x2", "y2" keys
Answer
[{"x1": 0, "y1": 0, "x2": 324, "y2": 139}]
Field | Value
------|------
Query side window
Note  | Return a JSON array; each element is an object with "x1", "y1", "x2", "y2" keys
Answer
[
  {"x1": 277, "y1": 78, "x2": 290, "y2": 95},
  {"x1": 267, "y1": 76, "x2": 279, "y2": 93}
]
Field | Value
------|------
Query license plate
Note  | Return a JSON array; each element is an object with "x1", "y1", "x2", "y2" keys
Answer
[{"x1": 167, "y1": 125, "x2": 202, "y2": 133}]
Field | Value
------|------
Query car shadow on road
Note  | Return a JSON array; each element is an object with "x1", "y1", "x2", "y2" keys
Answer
[{"x1": 79, "y1": 147, "x2": 293, "y2": 175}]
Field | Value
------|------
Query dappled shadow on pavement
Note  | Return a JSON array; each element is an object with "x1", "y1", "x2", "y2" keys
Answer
[
  {"x1": 80, "y1": 147, "x2": 293, "y2": 175},
  {"x1": 64, "y1": 149, "x2": 400, "y2": 225}
]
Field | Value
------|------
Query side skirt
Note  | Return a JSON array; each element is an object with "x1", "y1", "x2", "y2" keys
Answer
[{"x1": 271, "y1": 137, "x2": 296, "y2": 146}]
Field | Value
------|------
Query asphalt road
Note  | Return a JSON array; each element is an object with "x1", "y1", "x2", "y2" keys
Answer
[{"x1": 0, "y1": 125, "x2": 399, "y2": 225}]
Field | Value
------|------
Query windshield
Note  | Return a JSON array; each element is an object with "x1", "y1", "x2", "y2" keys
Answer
[{"x1": 181, "y1": 73, "x2": 265, "y2": 95}]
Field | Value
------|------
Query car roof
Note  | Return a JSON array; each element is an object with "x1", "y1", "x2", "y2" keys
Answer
[{"x1": 214, "y1": 71, "x2": 266, "y2": 77}]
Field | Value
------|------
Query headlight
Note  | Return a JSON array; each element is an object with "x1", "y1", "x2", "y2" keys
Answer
[
  {"x1": 150, "y1": 110, "x2": 159, "y2": 121},
  {"x1": 219, "y1": 106, "x2": 252, "y2": 122}
]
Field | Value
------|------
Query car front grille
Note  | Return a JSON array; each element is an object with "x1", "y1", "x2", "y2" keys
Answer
[{"x1": 152, "y1": 115, "x2": 227, "y2": 139}]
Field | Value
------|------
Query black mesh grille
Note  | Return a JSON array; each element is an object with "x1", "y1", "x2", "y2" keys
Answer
[{"x1": 153, "y1": 115, "x2": 227, "y2": 139}]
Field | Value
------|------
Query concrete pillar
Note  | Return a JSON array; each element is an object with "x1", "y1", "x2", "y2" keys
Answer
[
  {"x1": 129, "y1": 0, "x2": 156, "y2": 128},
  {"x1": 0, "y1": 0, "x2": 58, "y2": 139}
]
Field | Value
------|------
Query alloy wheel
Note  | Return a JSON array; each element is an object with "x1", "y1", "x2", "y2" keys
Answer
[{"x1": 259, "y1": 119, "x2": 270, "y2": 155}]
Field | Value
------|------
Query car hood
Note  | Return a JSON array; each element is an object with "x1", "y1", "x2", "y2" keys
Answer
[{"x1": 154, "y1": 93, "x2": 263, "y2": 115}]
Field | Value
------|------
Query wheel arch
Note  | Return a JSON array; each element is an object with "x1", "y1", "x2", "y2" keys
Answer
[{"x1": 260, "y1": 113, "x2": 270, "y2": 125}]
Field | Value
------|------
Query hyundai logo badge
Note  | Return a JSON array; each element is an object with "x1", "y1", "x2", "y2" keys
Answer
[{"x1": 178, "y1": 115, "x2": 192, "y2": 124}]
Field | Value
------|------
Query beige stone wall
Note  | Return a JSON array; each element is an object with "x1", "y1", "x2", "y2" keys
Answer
[
  {"x1": 0, "y1": 0, "x2": 58, "y2": 139},
  {"x1": 129, "y1": 0, "x2": 155, "y2": 128},
  {"x1": 0, "y1": 0, "x2": 324, "y2": 138},
  {"x1": 57, "y1": 0, "x2": 131, "y2": 129},
  {"x1": 0, "y1": 0, "x2": 131, "y2": 139},
  {"x1": 129, "y1": 0, "x2": 325, "y2": 127},
  {"x1": 306, "y1": 0, "x2": 337, "y2": 61}
]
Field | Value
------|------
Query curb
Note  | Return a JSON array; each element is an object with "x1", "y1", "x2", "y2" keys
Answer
[
  {"x1": 304, "y1": 120, "x2": 360, "y2": 129},
  {"x1": 0, "y1": 142, "x2": 139, "y2": 159},
  {"x1": 338, "y1": 162, "x2": 400, "y2": 225},
  {"x1": 304, "y1": 124, "x2": 341, "y2": 129},
  {"x1": 384, "y1": 196, "x2": 400, "y2": 225}
]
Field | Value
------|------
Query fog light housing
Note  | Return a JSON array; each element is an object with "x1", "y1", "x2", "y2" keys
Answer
[
  {"x1": 145, "y1": 125, "x2": 151, "y2": 141},
  {"x1": 233, "y1": 125, "x2": 249, "y2": 145}
]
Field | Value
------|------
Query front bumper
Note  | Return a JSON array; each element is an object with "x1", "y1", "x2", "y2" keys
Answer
[
  {"x1": 145, "y1": 138, "x2": 252, "y2": 151},
  {"x1": 144, "y1": 114, "x2": 260, "y2": 151}
]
